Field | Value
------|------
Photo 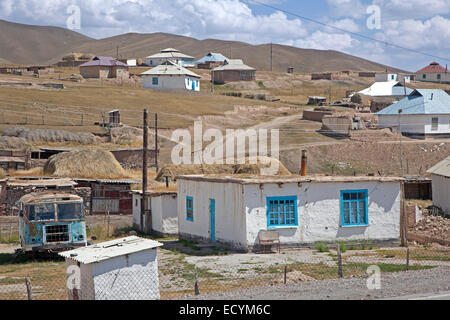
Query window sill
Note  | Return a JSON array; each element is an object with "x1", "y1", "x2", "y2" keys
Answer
[
  {"x1": 267, "y1": 226, "x2": 298, "y2": 230},
  {"x1": 340, "y1": 224, "x2": 369, "y2": 228}
]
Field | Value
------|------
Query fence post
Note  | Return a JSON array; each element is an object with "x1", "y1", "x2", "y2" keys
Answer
[
  {"x1": 284, "y1": 266, "x2": 287, "y2": 285},
  {"x1": 194, "y1": 266, "x2": 200, "y2": 295},
  {"x1": 337, "y1": 245, "x2": 343, "y2": 278},
  {"x1": 25, "y1": 277, "x2": 32, "y2": 300},
  {"x1": 405, "y1": 248, "x2": 410, "y2": 271}
]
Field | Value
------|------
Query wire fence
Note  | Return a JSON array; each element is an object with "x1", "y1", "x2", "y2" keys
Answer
[{"x1": 0, "y1": 242, "x2": 448, "y2": 300}]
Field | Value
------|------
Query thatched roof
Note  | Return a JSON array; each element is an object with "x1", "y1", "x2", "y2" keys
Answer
[
  {"x1": 44, "y1": 150, "x2": 126, "y2": 179},
  {"x1": 156, "y1": 157, "x2": 291, "y2": 182}
]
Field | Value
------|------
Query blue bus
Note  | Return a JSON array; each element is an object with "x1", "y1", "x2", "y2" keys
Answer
[{"x1": 18, "y1": 193, "x2": 87, "y2": 253}]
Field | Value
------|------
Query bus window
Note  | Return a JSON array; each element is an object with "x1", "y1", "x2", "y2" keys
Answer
[
  {"x1": 29, "y1": 203, "x2": 55, "y2": 221},
  {"x1": 58, "y1": 203, "x2": 83, "y2": 220}
]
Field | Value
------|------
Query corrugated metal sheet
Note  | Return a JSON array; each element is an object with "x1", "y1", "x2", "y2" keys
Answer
[
  {"x1": 92, "y1": 199, "x2": 119, "y2": 213},
  {"x1": 427, "y1": 156, "x2": 450, "y2": 177},
  {"x1": 59, "y1": 236, "x2": 163, "y2": 264},
  {"x1": 141, "y1": 61, "x2": 200, "y2": 78}
]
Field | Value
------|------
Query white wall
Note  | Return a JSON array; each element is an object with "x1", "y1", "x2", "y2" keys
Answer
[
  {"x1": 375, "y1": 73, "x2": 397, "y2": 82},
  {"x1": 417, "y1": 72, "x2": 450, "y2": 83},
  {"x1": 244, "y1": 181, "x2": 401, "y2": 247},
  {"x1": 132, "y1": 193, "x2": 178, "y2": 235},
  {"x1": 91, "y1": 249, "x2": 160, "y2": 300},
  {"x1": 177, "y1": 179, "x2": 247, "y2": 249},
  {"x1": 431, "y1": 174, "x2": 450, "y2": 214},
  {"x1": 142, "y1": 75, "x2": 200, "y2": 91}
]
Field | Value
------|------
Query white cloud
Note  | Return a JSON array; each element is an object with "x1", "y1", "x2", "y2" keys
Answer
[
  {"x1": 373, "y1": 0, "x2": 450, "y2": 20},
  {"x1": 327, "y1": 0, "x2": 366, "y2": 19},
  {"x1": 290, "y1": 30, "x2": 356, "y2": 51}
]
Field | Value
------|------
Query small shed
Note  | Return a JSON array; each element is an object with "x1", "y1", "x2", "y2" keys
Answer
[
  {"x1": 196, "y1": 52, "x2": 228, "y2": 69},
  {"x1": 79, "y1": 56, "x2": 129, "y2": 79},
  {"x1": 59, "y1": 236, "x2": 163, "y2": 300},
  {"x1": 427, "y1": 156, "x2": 450, "y2": 214},
  {"x1": 132, "y1": 190, "x2": 178, "y2": 236},
  {"x1": 307, "y1": 96, "x2": 327, "y2": 105},
  {"x1": 211, "y1": 59, "x2": 256, "y2": 84},
  {"x1": 108, "y1": 110, "x2": 121, "y2": 127}
]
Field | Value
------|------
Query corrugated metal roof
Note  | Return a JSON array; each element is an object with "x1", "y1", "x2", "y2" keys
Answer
[
  {"x1": 196, "y1": 52, "x2": 228, "y2": 63},
  {"x1": 79, "y1": 56, "x2": 128, "y2": 68},
  {"x1": 376, "y1": 89, "x2": 450, "y2": 115},
  {"x1": 212, "y1": 59, "x2": 255, "y2": 71},
  {"x1": 146, "y1": 48, "x2": 194, "y2": 60},
  {"x1": 59, "y1": 236, "x2": 163, "y2": 264},
  {"x1": 427, "y1": 156, "x2": 450, "y2": 178},
  {"x1": 140, "y1": 61, "x2": 200, "y2": 78},
  {"x1": 358, "y1": 81, "x2": 413, "y2": 97},
  {"x1": 416, "y1": 62, "x2": 448, "y2": 74}
]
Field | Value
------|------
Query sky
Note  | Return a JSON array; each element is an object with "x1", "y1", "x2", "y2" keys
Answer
[{"x1": 0, "y1": 0, "x2": 450, "y2": 71}]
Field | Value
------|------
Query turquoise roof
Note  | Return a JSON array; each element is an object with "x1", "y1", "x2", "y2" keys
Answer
[
  {"x1": 196, "y1": 52, "x2": 228, "y2": 64},
  {"x1": 376, "y1": 89, "x2": 450, "y2": 115}
]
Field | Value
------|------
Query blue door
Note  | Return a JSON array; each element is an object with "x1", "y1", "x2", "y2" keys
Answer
[
  {"x1": 210, "y1": 199, "x2": 215, "y2": 242},
  {"x1": 192, "y1": 80, "x2": 196, "y2": 91}
]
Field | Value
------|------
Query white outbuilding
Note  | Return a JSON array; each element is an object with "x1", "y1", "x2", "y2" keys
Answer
[
  {"x1": 141, "y1": 61, "x2": 201, "y2": 91},
  {"x1": 59, "y1": 236, "x2": 163, "y2": 300},
  {"x1": 377, "y1": 89, "x2": 450, "y2": 137},
  {"x1": 427, "y1": 156, "x2": 450, "y2": 214},
  {"x1": 132, "y1": 190, "x2": 178, "y2": 236},
  {"x1": 176, "y1": 175, "x2": 404, "y2": 251},
  {"x1": 144, "y1": 48, "x2": 195, "y2": 68}
]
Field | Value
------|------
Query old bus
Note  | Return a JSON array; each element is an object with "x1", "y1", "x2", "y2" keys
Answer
[{"x1": 18, "y1": 193, "x2": 87, "y2": 252}]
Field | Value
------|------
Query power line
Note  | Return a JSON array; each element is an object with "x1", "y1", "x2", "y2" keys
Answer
[{"x1": 247, "y1": 0, "x2": 450, "y2": 62}]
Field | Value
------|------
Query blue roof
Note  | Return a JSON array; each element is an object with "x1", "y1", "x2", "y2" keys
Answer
[
  {"x1": 376, "y1": 89, "x2": 450, "y2": 115},
  {"x1": 196, "y1": 52, "x2": 228, "y2": 64}
]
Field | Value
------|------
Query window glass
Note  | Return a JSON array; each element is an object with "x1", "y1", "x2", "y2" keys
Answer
[
  {"x1": 58, "y1": 203, "x2": 83, "y2": 220},
  {"x1": 29, "y1": 203, "x2": 55, "y2": 221},
  {"x1": 267, "y1": 197, "x2": 297, "y2": 228},
  {"x1": 341, "y1": 190, "x2": 368, "y2": 226}
]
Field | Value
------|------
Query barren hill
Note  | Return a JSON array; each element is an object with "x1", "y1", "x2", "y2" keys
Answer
[{"x1": 0, "y1": 19, "x2": 405, "y2": 73}]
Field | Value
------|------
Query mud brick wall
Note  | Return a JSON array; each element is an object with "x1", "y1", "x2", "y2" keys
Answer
[{"x1": 74, "y1": 187, "x2": 92, "y2": 216}]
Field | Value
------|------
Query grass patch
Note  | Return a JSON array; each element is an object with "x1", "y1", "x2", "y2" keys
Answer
[
  {"x1": 377, "y1": 248, "x2": 450, "y2": 262},
  {"x1": 0, "y1": 233, "x2": 20, "y2": 245},
  {"x1": 315, "y1": 242, "x2": 329, "y2": 253},
  {"x1": 179, "y1": 239, "x2": 201, "y2": 251}
]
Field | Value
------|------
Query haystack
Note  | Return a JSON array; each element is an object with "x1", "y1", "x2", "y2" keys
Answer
[
  {"x1": 156, "y1": 157, "x2": 291, "y2": 182},
  {"x1": 0, "y1": 168, "x2": 6, "y2": 179},
  {"x1": 44, "y1": 150, "x2": 126, "y2": 179}
]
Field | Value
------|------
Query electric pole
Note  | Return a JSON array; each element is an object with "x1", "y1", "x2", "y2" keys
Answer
[
  {"x1": 155, "y1": 113, "x2": 159, "y2": 173},
  {"x1": 142, "y1": 109, "x2": 150, "y2": 234},
  {"x1": 270, "y1": 42, "x2": 273, "y2": 72}
]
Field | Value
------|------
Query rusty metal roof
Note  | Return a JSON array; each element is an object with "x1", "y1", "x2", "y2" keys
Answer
[
  {"x1": 59, "y1": 236, "x2": 163, "y2": 264},
  {"x1": 20, "y1": 192, "x2": 82, "y2": 204},
  {"x1": 427, "y1": 156, "x2": 450, "y2": 178}
]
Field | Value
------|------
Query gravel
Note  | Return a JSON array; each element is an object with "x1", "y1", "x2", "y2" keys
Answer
[{"x1": 185, "y1": 267, "x2": 450, "y2": 300}]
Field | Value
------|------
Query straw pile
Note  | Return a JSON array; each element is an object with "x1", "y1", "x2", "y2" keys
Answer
[
  {"x1": 44, "y1": 150, "x2": 126, "y2": 179},
  {"x1": 156, "y1": 157, "x2": 291, "y2": 181},
  {"x1": 0, "y1": 168, "x2": 6, "y2": 179}
]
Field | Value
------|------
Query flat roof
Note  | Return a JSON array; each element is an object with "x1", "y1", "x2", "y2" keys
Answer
[
  {"x1": 7, "y1": 178, "x2": 77, "y2": 187},
  {"x1": 176, "y1": 175, "x2": 404, "y2": 184},
  {"x1": 131, "y1": 190, "x2": 177, "y2": 197},
  {"x1": 59, "y1": 236, "x2": 163, "y2": 264}
]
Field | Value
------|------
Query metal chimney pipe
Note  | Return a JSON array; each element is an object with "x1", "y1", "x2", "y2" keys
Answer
[{"x1": 300, "y1": 150, "x2": 307, "y2": 176}]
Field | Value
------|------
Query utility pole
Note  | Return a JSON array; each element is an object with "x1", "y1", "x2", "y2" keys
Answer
[
  {"x1": 398, "y1": 108, "x2": 404, "y2": 174},
  {"x1": 141, "y1": 109, "x2": 150, "y2": 234},
  {"x1": 155, "y1": 113, "x2": 159, "y2": 173}
]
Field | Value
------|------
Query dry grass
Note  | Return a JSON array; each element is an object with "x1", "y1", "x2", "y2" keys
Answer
[
  {"x1": 7, "y1": 167, "x2": 47, "y2": 177},
  {"x1": 44, "y1": 149, "x2": 127, "y2": 179},
  {"x1": 0, "y1": 168, "x2": 5, "y2": 179}
]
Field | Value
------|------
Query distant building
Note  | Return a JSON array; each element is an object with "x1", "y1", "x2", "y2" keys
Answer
[
  {"x1": 144, "y1": 48, "x2": 195, "y2": 68},
  {"x1": 416, "y1": 62, "x2": 449, "y2": 83},
  {"x1": 427, "y1": 156, "x2": 450, "y2": 214},
  {"x1": 375, "y1": 73, "x2": 411, "y2": 83},
  {"x1": 79, "y1": 56, "x2": 129, "y2": 79},
  {"x1": 140, "y1": 61, "x2": 201, "y2": 91},
  {"x1": 211, "y1": 59, "x2": 256, "y2": 84},
  {"x1": 377, "y1": 89, "x2": 450, "y2": 137},
  {"x1": 196, "y1": 52, "x2": 228, "y2": 69},
  {"x1": 358, "y1": 81, "x2": 413, "y2": 98}
]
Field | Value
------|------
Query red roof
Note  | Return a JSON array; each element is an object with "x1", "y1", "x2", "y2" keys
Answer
[{"x1": 416, "y1": 62, "x2": 447, "y2": 74}]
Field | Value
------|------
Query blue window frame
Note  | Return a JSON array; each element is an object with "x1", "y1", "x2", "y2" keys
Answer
[
  {"x1": 340, "y1": 190, "x2": 368, "y2": 227},
  {"x1": 186, "y1": 196, "x2": 193, "y2": 222},
  {"x1": 152, "y1": 77, "x2": 158, "y2": 85},
  {"x1": 266, "y1": 196, "x2": 298, "y2": 229}
]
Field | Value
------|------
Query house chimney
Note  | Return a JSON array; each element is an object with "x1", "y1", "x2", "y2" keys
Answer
[{"x1": 300, "y1": 150, "x2": 308, "y2": 176}]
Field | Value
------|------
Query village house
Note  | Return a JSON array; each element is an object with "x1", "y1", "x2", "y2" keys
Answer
[
  {"x1": 144, "y1": 48, "x2": 195, "y2": 68},
  {"x1": 427, "y1": 156, "x2": 450, "y2": 214},
  {"x1": 377, "y1": 89, "x2": 450, "y2": 137},
  {"x1": 79, "y1": 56, "x2": 129, "y2": 79},
  {"x1": 132, "y1": 190, "x2": 178, "y2": 236},
  {"x1": 196, "y1": 52, "x2": 228, "y2": 69},
  {"x1": 141, "y1": 61, "x2": 201, "y2": 91},
  {"x1": 416, "y1": 62, "x2": 449, "y2": 83},
  {"x1": 176, "y1": 174, "x2": 404, "y2": 251},
  {"x1": 358, "y1": 81, "x2": 413, "y2": 98},
  {"x1": 60, "y1": 236, "x2": 163, "y2": 300},
  {"x1": 0, "y1": 150, "x2": 31, "y2": 172},
  {"x1": 375, "y1": 73, "x2": 412, "y2": 83},
  {"x1": 211, "y1": 59, "x2": 256, "y2": 84}
]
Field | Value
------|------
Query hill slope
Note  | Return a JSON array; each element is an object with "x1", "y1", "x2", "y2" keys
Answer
[
  {"x1": 0, "y1": 19, "x2": 93, "y2": 65},
  {"x1": 0, "y1": 19, "x2": 404, "y2": 73}
]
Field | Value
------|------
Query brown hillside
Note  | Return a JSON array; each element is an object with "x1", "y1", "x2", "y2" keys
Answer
[
  {"x1": 0, "y1": 19, "x2": 93, "y2": 65},
  {"x1": 0, "y1": 19, "x2": 406, "y2": 73}
]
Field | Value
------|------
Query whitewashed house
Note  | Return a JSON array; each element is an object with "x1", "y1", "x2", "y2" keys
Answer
[
  {"x1": 132, "y1": 190, "x2": 178, "y2": 236},
  {"x1": 375, "y1": 73, "x2": 411, "y2": 83},
  {"x1": 416, "y1": 62, "x2": 450, "y2": 83},
  {"x1": 358, "y1": 81, "x2": 413, "y2": 97},
  {"x1": 176, "y1": 175, "x2": 404, "y2": 251},
  {"x1": 377, "y1": 89, "x2": 450, "y2": 137},
  {"x1": 59, "y1": 236, "x2": 163, "y2": 300},
  {"x1": 427, "y1": 157, "x2": 450, "y2": 214},
  {"x1": 141, "y1": 61, "x2": 201, "y2": 91},
  {"x1": 144, "y1": 48, "x2": 195, "y2": 68}
]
